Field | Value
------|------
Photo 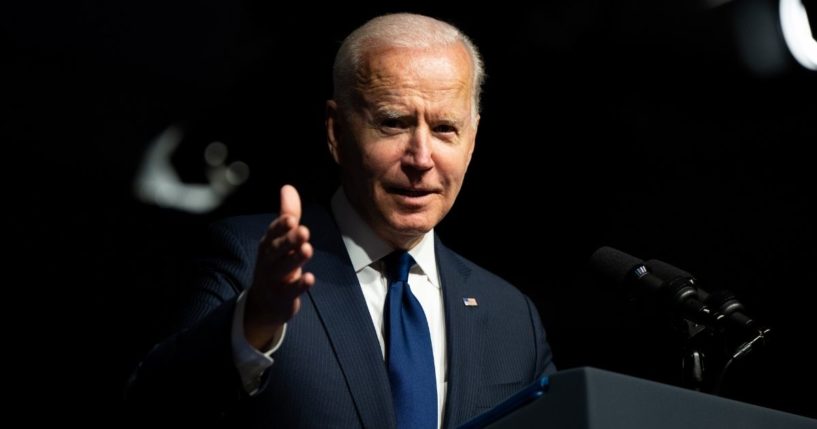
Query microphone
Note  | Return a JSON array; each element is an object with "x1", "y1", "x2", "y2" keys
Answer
[
  {"x1": 638, "y1": 260, "x2": 773, "y2": 393},
  {"x1": 644, "y1": 259, "x2": 756, "y2": 332},
  {"x1": 590, "y1": 247, "x2": 773, "y2": 393},
  {"x1": 589, "y1": 247, "x2": 719, "y2": 327}
]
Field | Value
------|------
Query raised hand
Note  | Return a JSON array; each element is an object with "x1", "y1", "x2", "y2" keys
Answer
[{"x1": 244, "y1": 185, "x2": 315, "y2": 350}]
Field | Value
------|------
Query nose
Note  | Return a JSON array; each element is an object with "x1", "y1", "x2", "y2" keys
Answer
[{"x1": 404, "y1": 125, "x2": 434, "y2": 171}]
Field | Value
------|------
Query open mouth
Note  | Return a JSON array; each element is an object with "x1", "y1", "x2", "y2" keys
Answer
[{"x1": 388, "y1": 187, "x2": 434, "y2": 198}]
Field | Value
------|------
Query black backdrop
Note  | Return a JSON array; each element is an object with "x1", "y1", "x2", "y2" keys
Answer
[{"x1": 7, "y1": 1, "x2": 816, "y2": 424}]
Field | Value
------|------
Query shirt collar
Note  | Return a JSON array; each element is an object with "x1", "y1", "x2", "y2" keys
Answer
[{"x1": 331, "y1": 188, "x2": 440, "y2": 288}]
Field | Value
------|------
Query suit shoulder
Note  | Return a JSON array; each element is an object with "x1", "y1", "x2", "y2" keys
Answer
[
  {"x1": 209, "y1": 213, "x2": 276, "y2": 242},
  {"x1": 445, "y1": 248, "x2": 527, "y2": 300}
]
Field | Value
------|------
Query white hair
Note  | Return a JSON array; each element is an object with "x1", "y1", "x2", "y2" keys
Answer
[{"x1": 332, "y1": 13, "x2": 485, "y2": 120}]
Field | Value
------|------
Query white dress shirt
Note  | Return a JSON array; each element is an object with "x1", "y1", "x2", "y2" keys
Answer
[{"x1": 231, "y1": 188, "x2": 448, "y2": 428}]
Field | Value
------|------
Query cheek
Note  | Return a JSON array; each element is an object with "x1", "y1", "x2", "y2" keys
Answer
[
  {"x1": 362, "y1": 145, "x2": 404, "y2": 178},
  {"x1": 438, "y1": 151, "x2": 472, "y2": 185}
]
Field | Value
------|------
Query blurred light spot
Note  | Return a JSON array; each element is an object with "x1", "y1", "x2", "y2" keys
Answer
[
  {"x1": 204, "y1": 141, "x2": 228, "y2": 166},
  {"x1": 134, "y1": 125, "x2": 247, "y2": 214},
  {"x1": 780, "y1": 0, "x2": 817, "y2": 70},
  {"x1": 226, "y1": 161, "x2": 250, "y2": 186}
]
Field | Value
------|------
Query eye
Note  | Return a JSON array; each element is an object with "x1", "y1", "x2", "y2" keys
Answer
[
  {"x1": 381, "y1": 118, "x2": 406, "y2": 129},
  {"x1": 433, "y1": 124, "x2": 458, "y2": 134}
]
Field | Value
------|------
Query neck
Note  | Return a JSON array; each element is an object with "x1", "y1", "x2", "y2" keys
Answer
[{"x1": 382, "y1": 232, "x2": 424, "y2": 251}]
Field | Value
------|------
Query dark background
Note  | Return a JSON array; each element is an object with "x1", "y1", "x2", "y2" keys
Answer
[{"x1": 7, "y1": 0, "x2": 816, "y2": 424}]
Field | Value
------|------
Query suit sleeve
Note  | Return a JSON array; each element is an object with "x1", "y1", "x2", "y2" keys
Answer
[
  {"x1": 525, "y1": 296, "x2": 557, "y2": 378},
  {"x1": 125, "y1": 222, "x2": 261, "y2": 424}
]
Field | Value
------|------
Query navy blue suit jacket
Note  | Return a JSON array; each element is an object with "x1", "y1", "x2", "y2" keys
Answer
[{"x1": 127, "y1": 206, "x2": 556, "y2": 428}]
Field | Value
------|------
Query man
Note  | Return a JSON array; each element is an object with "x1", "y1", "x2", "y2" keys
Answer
[{"x1": 127, "y1": 13, "x2": 556, "y2": 428}]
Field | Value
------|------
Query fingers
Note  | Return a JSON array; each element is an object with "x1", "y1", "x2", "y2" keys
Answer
[
  {"x1": 256, "y1": 224, "x2": 311, "y2": 285},
  {"x1": 297, "y1": 271, "x2": 315, "y2": 294},
  {"x1": 280, "y1": 184, "x2": 302, "y2": 221},
  {"x1": 259, "y1": 214, "x2": 296, "y2": 249},
  {"x1": 258, "y1": 183, "x2": 305, "y2": 252},
  {"x1": 265, "y1": 223, "x2": 308, "y2": 257},
  {"x1": 255, "y1": 186, "x2": 313, "y2": 290},
  {"x1": 246, "y1": 184, "x2": 315, "y2": 332},
  {"x1": 278, "y1": 267, "x2": 315, "y2": 299},
  {"x1": 273, "y1": 241, "x2": 313, "y2": 284}
]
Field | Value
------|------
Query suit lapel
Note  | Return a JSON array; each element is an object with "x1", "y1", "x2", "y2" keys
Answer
[
  {"x1": 437, "y1": 238, "x2": 482, "y2": 429},
  {"x1": 302, "y1": 207, "x2": 396, "y2": 429}
]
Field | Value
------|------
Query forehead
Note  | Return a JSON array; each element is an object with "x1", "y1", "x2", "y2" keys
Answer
[{"x1": 354, "y1": 43, "x2": 474, "y2": 107}]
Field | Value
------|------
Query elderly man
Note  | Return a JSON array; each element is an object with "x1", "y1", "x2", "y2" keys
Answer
[{"x1": 128, "y1": 13, "x2": 555, "y2": 429}]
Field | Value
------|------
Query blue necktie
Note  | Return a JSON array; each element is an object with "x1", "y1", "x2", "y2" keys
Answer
[{"x1": 383, "y1": 250, "x2": 437, "y2": 429}]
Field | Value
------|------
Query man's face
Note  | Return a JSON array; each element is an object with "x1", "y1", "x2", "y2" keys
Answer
[{"x1": 327, "y1": 43, "x2": 479, "y2": 248}]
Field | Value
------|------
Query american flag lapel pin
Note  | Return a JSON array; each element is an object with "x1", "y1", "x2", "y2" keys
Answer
[{"x1": 462, "y1": 297, "x2": 478, "y2": 307}]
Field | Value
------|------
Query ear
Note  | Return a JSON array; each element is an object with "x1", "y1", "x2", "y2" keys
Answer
[
  {"x1": 466, "y1": 114, "x2": 480, "y2": 167},
  {"x1": 326, "y1": 100, "x2": 341, "y2": 164}
]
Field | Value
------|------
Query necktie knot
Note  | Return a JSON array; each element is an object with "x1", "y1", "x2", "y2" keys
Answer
[{"x1": 383, "y1": 250, "x2": 414, "y2": 284}]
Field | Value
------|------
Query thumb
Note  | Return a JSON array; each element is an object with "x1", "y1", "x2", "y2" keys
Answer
[{"x1": 280, "y1": 184, "x2": 302, "y2": 222}]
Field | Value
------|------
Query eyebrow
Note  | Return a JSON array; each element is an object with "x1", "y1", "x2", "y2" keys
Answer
[
  {"x1": 373, "y1": 108, "x2": 464, "y2": 124},
  {"x1": 374, "y1": 109, "x2": 406, "y2": 119}
]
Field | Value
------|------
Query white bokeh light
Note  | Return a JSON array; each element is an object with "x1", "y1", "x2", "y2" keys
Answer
[{"x1": 780, "y1": 0, "x2": 817, "y2": 70}]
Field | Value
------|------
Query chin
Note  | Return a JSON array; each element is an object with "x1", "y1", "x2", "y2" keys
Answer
[{"x1": 386, "y1": 213, "x2": 437, "y2": 236}]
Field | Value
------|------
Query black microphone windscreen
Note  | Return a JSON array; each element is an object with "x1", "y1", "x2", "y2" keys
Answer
[
  {"x1": 644, "y1": 259, "x2": 708, "y2": 301},
  {"x1": 644, "y1": 259, "x2": 693, "y2": 280},
  {"x1": 589, "y1": 246, "x2": 644, "y2": 285}
]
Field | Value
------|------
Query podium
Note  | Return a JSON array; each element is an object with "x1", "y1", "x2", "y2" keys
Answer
[{"x1": 462, "y1": 367, "x2": 817, "y2": 429}]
